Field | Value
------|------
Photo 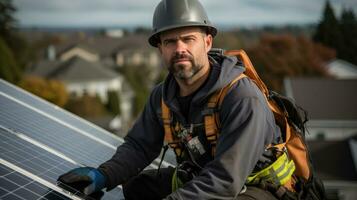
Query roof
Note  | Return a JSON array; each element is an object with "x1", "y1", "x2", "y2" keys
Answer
[
  {"x1": 307, "y1": 136, "x2": 357, "y2": 181},
  {"x1": 58, "y1": 43, "x2": 98, "y2": 56},
  {"x1": 48, "y1": 57, "x2": 118, "y2": 82},
  {"x1": 27, "y1": 57, "x2": 119, "y2": 82},
  {"x1": 86, "y1": 36, "x2": 127, "y2": 57},
  {"x1": 284, "y1": 78, "x2": 357, "y2": 120},
  {"x1": 326, "y1": 59, "x2": 357, "y2": 79},
  {"x1": 26, "y1": 60, "x2": 62, "y2": 77},
  {"x1": 54, "y1": 35, "x2": 151, "y2": 58},
  {"x1": 113, "y1": 34, "x2": 153, "y2": 53}
]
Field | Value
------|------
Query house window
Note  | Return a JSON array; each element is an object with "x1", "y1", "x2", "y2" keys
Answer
[
  {"x1": 131, "y1": 53, "x2": 142, "y2": 65},
  {"x1": 116, "y1": 54, "x2": 124, "y2": 66}
]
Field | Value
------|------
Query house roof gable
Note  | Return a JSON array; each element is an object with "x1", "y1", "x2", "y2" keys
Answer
[{"x1": 46, "y1": 57, "x2": 118, "y2": 82}]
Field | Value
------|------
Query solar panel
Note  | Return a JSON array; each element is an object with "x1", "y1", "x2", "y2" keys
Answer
[
  {"x1": 0, "y1": 78, "x2": 173, "y2": 199},
  {"x1": 0, "y1": 80, "x2": 121, "y2": 147},
  {"x1": 0, "y1": 79, "x2": 126, "y2": 199}
]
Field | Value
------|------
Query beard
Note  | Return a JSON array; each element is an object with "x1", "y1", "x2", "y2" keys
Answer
[{"x1": 168, "y1": 52, "x2": 203, "y2": 80}]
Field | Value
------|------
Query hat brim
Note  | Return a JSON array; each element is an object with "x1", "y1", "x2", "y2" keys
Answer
[{"x1": 148, "y1": 23, "x2": 217, "y2": 47}]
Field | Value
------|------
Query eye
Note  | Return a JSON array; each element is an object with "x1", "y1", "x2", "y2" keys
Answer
[
  {"x1": 163, "y1": 39, "x2": 176, "y2": 46},
  {"x1": 183, "y1": 37, "x2": 195, "y2": 43}
]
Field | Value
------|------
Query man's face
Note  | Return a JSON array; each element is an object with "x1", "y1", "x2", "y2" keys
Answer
[{"x1": 158, "y1": 27, "x2": 212, "y2": 80}]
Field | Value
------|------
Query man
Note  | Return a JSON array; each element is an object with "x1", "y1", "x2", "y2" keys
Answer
[{"x1": 58, "y1": 0, "x2": 281, "y2": 199}]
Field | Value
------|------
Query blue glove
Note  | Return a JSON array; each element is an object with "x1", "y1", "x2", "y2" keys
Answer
[{"x1": 57, "y1": 167, "x2": 106, "y2": 195}]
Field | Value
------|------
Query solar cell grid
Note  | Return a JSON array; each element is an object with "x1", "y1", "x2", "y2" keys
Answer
[
  {"x1": 1, "y1": 127, "x2": 80, "y2": 185},
  {"x1": 0, "y1": 163, "x2": 72, "y2": 200},
  {"x1": 0, "y1": 126, "x2": 124, "y2": 199}
]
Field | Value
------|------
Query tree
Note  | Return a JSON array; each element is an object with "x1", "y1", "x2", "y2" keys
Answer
[
  {"x1": 213, "y1": 31, "x2": 243, "y2": 49},
  {"x1": 339, "y1": 8, "x2": 357, "y2": 65},
  {"x1": 65, "y1": 94, "x2": 108, "y2": 118},
  {"x1": 0, "y1": 0, "x2": 17, "y2": 40},
  {"x1": 121, "y1": 64, "x2": 152, "y2": 117},
  {"x1": 0, "y1": 0, "x2": 30, "y2": 79},
  {"x1": 313, "y1": 1, "x2": 357, "y2": 65},
  {"x1": 18, "y1": 76, "x2": 68, "y2": 107},
  {"x1": 247, "y1": 34, "x2": 335, "y2": 92},
  {"x1": 313, "y1": 0, "x2": 342, "y2": 51},
  {"x1": 0, "y1": 36, "x2": 21, "y2": 83},
  {"x1": 106, "y1": 90, "x2": 121, "y2": 115}
]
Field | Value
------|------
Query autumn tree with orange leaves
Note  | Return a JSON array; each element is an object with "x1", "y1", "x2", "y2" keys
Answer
[
  {"x1": 246, "y1": 34, "x2": 335, "y2": 92},
  {"x1": 18, "y1": 76, "x2": 68, "y2": 107}
]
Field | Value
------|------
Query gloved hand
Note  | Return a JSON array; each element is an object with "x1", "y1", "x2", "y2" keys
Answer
[{"x1": 57, "y1": 167, "x2": 106, "y2": 196}]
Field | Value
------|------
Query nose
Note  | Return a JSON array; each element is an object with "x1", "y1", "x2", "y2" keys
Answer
[{"x1": 174, "y1": 39, "x2": 187, "y2": 54}]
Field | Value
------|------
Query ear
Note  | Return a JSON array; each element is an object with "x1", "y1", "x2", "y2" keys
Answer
[
  {"x1": 157, "y1": 44, "x2": 163, "y2": 54},
  {"x1": 205, "y1": 34, "x2": 213, "y2": 53}
]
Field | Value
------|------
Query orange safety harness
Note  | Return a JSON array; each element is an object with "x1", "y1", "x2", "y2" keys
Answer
[{"x1": 161, "y1": 49, "x2": 320, "y2": 196}]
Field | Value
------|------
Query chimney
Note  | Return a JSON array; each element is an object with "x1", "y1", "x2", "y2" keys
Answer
[{"x1": 47, "y1": 45, "x2": 56, "y2": 61}]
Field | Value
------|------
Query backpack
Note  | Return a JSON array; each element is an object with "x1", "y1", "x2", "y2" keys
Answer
[{"x1": 161, "y1": 49, "x2": 326, "y2": 199}]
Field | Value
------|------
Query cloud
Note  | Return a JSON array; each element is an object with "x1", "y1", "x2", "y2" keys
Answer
[
  {"x1": 12, "y1": 0, "x2": 357, "y2": 27},
  {"x1": 13, "y1": 0, "x2": 156, "y2": 12}
]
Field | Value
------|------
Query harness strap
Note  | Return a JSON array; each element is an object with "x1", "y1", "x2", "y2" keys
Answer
[
  {"x1": 161, "y1": 99, "x2": 173, "y2": 142},
  {"x1": 162, "y1": 99, "x2": 183, "y2": 156}
]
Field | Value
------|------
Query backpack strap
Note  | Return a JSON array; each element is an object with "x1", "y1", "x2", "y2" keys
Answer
[
  {"x1": 224, "y1": 50, "x2": 310, "y2": 181},
  {"x1": 225, "y1": 50, "x2": 269, "y2": 98},
  {"x1": 204, "y1": 73, "x2": 247, "y2": 155},
  {"x1": 225, "y1": 50, "x2": 292, "y2": 151}
]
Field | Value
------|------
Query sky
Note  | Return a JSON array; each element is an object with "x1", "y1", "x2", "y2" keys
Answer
[{"x1": 12, "y1": 0, "x2": 357, "y2": 29}]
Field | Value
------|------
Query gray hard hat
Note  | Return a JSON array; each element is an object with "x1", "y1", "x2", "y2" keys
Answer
[{"x1": 148, "y1": 0, "x2": 217, "y2": 47}]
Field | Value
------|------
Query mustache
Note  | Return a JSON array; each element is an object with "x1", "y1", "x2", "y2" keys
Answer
[{"x1": 170, "y1": 53, "x2": 193, "y2": 63}]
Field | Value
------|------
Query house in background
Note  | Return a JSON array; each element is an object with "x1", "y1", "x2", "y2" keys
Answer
[
  {"x1": 27, "y1": 57, "x2": 122, "y2": 103},
  {"x1": 26, "y1": 56, "x2": 134, "y2": 133},
  {"x1": 56, "y1": 44, "x2": 100, "y2": 62},
  {"x1": 38, "y1": 33, "x2": 162, "y2": 101},
  {"x1": 43, "y1": 34, "x2": 161, "y2": 71},
  {"x1": 284, "y1": 78, "x2": 357, "y2": 141},
  {"x1": 27, "y1": 33, "x2": 163, "y2": 133},
  {"x1": 113, "y1": 34, "x2": 161, "y2": 67}
]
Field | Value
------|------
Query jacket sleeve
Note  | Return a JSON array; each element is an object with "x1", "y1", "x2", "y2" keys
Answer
[
  {"x1": 165, "y1": 78, "x2": 281, "y2": 199},
  {"x1": 98, "y1": 85, "x2": 165, "y2": 190}
]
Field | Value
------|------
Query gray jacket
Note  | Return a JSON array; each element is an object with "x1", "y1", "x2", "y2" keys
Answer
[{"x1": 99, "y1": 53, "x2": 281, "y2": 199}]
